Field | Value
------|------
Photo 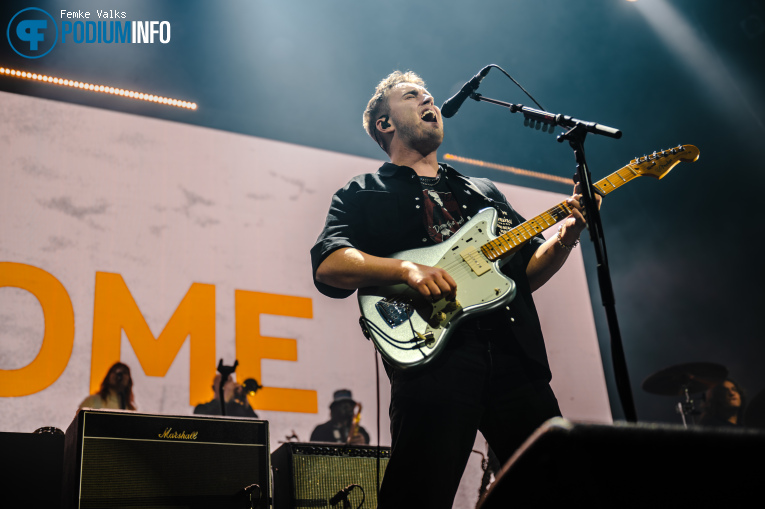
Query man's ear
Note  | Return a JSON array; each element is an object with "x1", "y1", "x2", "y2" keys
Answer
[{"x1": 377, "y1": 115, "x2": 392, "y2": 132}]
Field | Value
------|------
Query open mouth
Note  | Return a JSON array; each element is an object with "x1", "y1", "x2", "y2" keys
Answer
[{"x1": 420, "y1": 109, "x2": 438, "y2": 123}]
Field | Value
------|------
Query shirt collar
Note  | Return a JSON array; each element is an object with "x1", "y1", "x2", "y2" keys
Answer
[{"x1": 377, "y1": 161, "x2": 463, "y2": 179}]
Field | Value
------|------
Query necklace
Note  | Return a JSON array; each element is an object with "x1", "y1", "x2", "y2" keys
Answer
[{"x1": 419, "y1": 172, "x2": 441, "y2": 187}]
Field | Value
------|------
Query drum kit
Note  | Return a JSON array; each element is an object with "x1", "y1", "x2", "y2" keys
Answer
[{"x1": 641, "y1": 362, "x2": 728, "y2": 427}]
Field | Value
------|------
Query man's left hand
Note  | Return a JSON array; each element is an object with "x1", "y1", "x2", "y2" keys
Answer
[{"x1": 560, "y1": 183, "x2": 603, "y2": 243}]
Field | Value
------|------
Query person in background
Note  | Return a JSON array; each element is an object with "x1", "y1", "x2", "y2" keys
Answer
[
  {"x1": 194, "y1": 373, "x2": 258, "y2": 418},
  {"x1": 310, "y1": 389, "x2": 369, "y2": 444},
  {"x1": 79, "y1": 362, "x2": 136, "y2": 410},
  {"x1": 699, "y1": 379, "x2": 746, "y2": 427}
]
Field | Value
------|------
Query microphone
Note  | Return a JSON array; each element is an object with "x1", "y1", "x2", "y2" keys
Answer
[
  {"x1": 329, "y1": 486, "x2": 351, "y2": 506},
  {"x1": 440, "y1": 65, "x2": 492, "y2": 118}
]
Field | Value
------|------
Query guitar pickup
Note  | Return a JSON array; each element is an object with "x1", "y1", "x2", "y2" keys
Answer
[{"x1": 460, "y1": 246, "x2": 490, "y2": 276}]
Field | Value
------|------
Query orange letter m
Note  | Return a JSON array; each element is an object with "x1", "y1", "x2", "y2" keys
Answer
[{"x1": 91, "y1": 272, "x2": 215, "y2": 406}]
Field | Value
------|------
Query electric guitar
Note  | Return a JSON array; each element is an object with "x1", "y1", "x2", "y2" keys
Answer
[{"x1": 358, "y1": 145, "x2": 700, "y2": 370}]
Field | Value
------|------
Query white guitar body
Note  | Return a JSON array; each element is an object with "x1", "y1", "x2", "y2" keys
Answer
[
  {"x1": 358, "y1": 207, "x2": 516, "y2": 370},
  {"x1": 356, "y1": 145, "x2": 700, "y2": 370}
]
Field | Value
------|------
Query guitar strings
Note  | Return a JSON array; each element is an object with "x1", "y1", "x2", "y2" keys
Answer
[
  {"x1": 364, "y1": 153, "x2": 683, "y2": 364},
  {"x1": 438, "y1": 159, "x2": 660, "y2": 272},
  {"x1": 425, "y1": 160, "x2": 653, "y2": 277},
  {"x1": 431, "y1": 203, "x2": 573, "y2": 278}
]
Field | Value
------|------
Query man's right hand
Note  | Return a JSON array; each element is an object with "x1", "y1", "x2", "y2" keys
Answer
[
  {"x1": 316, "y1": 248, "x2": 456, "y2": 300},
  {"x1": 401, "y1": 261, "x2": 457, "y2": 301}
]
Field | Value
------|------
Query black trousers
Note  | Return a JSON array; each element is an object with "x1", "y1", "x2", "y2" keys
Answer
[{"x1": 377, "y1": 330, "x2": 561, "y2": 509}]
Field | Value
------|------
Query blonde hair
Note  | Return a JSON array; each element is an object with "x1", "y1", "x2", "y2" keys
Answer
[{"x1": 362, "y1": 70, "x2": 426, "y2": 152}]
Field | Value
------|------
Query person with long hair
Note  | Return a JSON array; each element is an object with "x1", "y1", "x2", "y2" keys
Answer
[
  {"x1": 78, "y1": 362, "x2": 137, "y2": 411},
  {"x1": 699, "y1": 379, "x2": 745, "y2": 427}
]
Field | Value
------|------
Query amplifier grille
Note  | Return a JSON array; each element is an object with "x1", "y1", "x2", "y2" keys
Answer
[
  {"x1": 272, "y1": 443, "x2": 390, "y2": 509},
  {"x1": 64, "y1": 410, "x2": 270, "y2": 509},
  {"x1": 80, "y1": 439, "x2": 265, "y2": 505}
]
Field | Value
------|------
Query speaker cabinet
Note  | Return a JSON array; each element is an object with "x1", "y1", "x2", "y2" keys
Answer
[
  {"x1": 479, "y1": 417, "x2": 765, "y2": 508},
  {"x1": 63, "y1": 409, "x2": 270, "y2": 509},
  {"x1": 271, "y1": 442, "x2": 390, "y2": 509},
  {"x1": 0, "y1": 431, "x2": 64, "y2": 509}
]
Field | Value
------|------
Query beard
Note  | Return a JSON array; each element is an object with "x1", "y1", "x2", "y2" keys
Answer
[{"x1": 397, "y1": 119, "x2": 443, "y2": 155}]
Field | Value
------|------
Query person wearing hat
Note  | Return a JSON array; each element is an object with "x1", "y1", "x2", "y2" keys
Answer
[{"x1": 310, "y1": 389, "x2": 369, "y2": 444}]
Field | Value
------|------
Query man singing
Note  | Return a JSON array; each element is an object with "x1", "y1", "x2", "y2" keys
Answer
[{"x1": 310, "y1": 71, "x2": 598, "y2": 508}]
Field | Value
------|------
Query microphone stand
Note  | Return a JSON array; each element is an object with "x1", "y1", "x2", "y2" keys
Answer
[
  {"x1": 216, "y1": 359, "x2": 238, "y2": 417},
  {"x1": 468, "y1": 93, "x2": 638, "y2": 422}
]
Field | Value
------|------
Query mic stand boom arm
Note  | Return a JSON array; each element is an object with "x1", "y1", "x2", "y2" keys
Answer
[
  {"x1": 469, "y1": 93, "x2": 622, "y2": 139},
  {"x1": 468, "y1": 92, "x2": 637, "y2": 422}
]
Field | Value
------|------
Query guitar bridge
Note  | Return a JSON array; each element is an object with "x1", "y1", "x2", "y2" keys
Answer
[{"x1": 376, "y1": 298, "x2": 414, "y2": 328}]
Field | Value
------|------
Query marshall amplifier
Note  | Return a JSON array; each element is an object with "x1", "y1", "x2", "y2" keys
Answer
[
  {"x1": 63, "y1": 409, "x2": 270, "y2": 509},
  {"x1": 271, "y1": 442, "x2": 390, "y2": 509}
]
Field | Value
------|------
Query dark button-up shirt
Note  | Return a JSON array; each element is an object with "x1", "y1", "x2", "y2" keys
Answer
[{"x1": 310, "y1": 162, "x2": 551, "y2": 375}]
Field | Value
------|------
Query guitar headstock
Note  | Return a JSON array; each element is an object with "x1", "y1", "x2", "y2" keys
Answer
[{"x1": 630, "y1": 144, "x2": 699, "y2": 180}]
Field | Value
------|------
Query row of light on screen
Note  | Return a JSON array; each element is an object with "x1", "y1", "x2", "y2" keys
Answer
[{"x1": 0, "y1": 66, "x2": 197, "y2": 110}]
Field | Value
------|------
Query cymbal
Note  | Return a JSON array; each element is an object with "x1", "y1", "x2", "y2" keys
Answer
[{"x1": 642, "y1": 362, "x2": 728, "y2": 396}]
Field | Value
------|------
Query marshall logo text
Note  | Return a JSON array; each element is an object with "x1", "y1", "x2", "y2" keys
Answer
[{"x1": 158, "y1": 427, "x2": 199, "y2": 440}]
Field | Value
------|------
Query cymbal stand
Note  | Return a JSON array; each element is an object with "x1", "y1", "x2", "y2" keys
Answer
[{"x1": 675, "y1": 385, "x2": 695, "y2": 428}]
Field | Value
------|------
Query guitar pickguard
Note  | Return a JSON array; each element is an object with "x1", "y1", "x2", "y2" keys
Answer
[
  {"x1": 357, "y1": 144, "x2": 700, "y2": 370},
  {"x1": 358, "y1": 209, "x2": 516, "y2": 370}
]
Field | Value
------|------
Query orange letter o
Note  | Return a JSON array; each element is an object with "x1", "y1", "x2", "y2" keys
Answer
[{"x1": 0, "y1": 262, "x2": 75, "y2": 396}]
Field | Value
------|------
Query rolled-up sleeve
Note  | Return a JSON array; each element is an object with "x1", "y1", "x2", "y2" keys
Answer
[{"x1": 310, "y1": 184, "x2": 362, "y2": 299}]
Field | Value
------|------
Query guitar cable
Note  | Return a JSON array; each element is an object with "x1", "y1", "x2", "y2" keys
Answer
[
  {"x1": 489, "y1": 64, "x2": 545, "y2": 111},
  {"x1": 363, "y1": 318, "x2": 429, "y2": 353}
]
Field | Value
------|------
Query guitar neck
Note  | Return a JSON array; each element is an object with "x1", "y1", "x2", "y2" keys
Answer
[{"x1": 480, "y1": 162, "x2": 642, "y2": 261}]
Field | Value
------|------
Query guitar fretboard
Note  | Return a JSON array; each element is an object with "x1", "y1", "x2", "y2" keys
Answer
[{"x1": 480, "y1": 163, "x2": 642, "y2": 261}]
